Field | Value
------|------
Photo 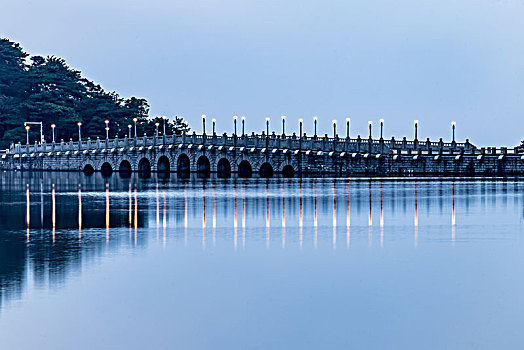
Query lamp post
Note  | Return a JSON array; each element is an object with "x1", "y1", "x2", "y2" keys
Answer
[
  {"x1": 281, "y1": 115, "x2": 286, "y2": 136},
  {"x1": 332, "y1": 120, "x2": 337, "y2": 138},
  {"x1": 346, "y1": 118, "x2": 350, "y2": 139},
  {"x1": 51, "y1": 124, "x2": 56, "y2": 143},
  {"x1": 452, "y1": 121, "x2": 456, "y2": 142},
  {"x1": 128, "y1": 124, "x2": 132, "y2": 138},
  {"x1": 380, "y1": 118, "x2": 384, "y2": 139},
  {"x1": 266, "y1": 117, "x2": 270, "y2": 136},
  {"x1": 299, "y1": 118, "x2": 303, "y2": 138},
  {"x1": 25, "y1": 125, "x2": 30, "y2": 144},
  {"x1": 233, "y1": 115, "x2": 238, "y2": 136},
  {"x1": 313, "y1": 116, "x2": 318, "y2": 138},
  {"x1": 77, "y1": 122, "x2": 82, "y2": 141},
  {"x1": 162, "y1": 116, "x2": 167, "y2": 135},
  {"x1": 104, "y1": 120, "x2": 109, "y2": 139},
  {"x1": 133, "y1": 117, "x2": 138, "y2": 138},
  {"x1": 202, "y1": 115, "x2": 206, "y2": 135},
  {"x1": 241, "y1": 116, "x2": 245, "y2": 136},
  {"x1": 368, "y1": 121, "x2": 372, "y2": 138},
  {"x1": 414, "y1": 120, "x2": 418, "y2": 140},
  {"x1": 212, "y1": 118, "x2": 216, "y2": 134},
  {"x1": 155, "y1": 122, "x2": 159, "y2": 137}
]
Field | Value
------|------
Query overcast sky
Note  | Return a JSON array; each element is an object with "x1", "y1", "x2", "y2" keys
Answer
[{"x1": 3, "y1": 0, "x2": 524, "y2": 145}]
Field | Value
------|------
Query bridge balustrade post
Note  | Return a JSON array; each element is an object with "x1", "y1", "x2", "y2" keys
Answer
[
  {"x1": 96, "y1": 137, "x2": 100, "y2": 149},
  {"x1": 357, "y1": 135, "x2": 361, "y2": 153},
  {"x1": 87, "y1": 137, "x2": 91, "y2": 150},
  {"x1": 124, "y1": 136, "x2": 128, "y2": 148},
  {"x1": 402, "y1": 137, "x2": 407, "y2": 151},
  {"x1": 439, "y1": 138, "x2": 444, "y2": 153},
  {"x1": 390, "y1": 136, "x2": 395, "y2": 153}
]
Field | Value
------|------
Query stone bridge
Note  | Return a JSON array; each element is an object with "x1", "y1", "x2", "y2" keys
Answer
[{"x1": 2, "y1": 131, "x2": 524, "y2": 176}]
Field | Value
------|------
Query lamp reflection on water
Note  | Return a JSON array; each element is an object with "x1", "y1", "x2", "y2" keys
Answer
[
  {"x1": 282, "y1": 182, "x2": 286, "y2": 248},
  {"x1": 368, "y1": 181, "x2": 372, "y2": 246},
  {"x1": 346, "y1": 181, "x2": 350, "y2": 249},
  {"x1": 314, "y1": 182, "x2": 318, "y2": 249},
  {"x1": 78, "y1": 184, "x2": 82, "y2": 241},
  {"x1": 234, "y1": 183, "x2": 238, "y2": 250},
  {"x1": 414, "y1": 182, "x2": 418, "y2": 247},
  {"x1": 106, "y1": 184, "x2": 110, "y2": 243},
  {"x1": 242, "y1": 184, "x2": 246, "y2": 250},
  {"x1": 52, "y1": 184, "x2": 56, "y2": 243},
  {"x1": 266, "y1": 182, "x2": 270, "y2": 249},
  {"x1": 26, "y1": 184, "x2": 30, "y2": 243},
  {"x1": 333, "y1": 181, "x2": 337, "y2": 249},
  {"x1": 380, "y1": 182, "x2": 384, "y2": 247},
  {"x1": 452, "y1": 182, "x2": 456, "y2": 244},
  {"x1": 299, "y1": 181, "x2": 303, "y2": 248},
  {"x1": 24, "y1": 177, "x2": 477, "y2": 251}
]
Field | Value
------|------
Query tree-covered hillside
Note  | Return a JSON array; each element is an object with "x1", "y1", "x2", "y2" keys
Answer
[{"x1": 0, "y1": 38, "x2": 188, "y2": 149}]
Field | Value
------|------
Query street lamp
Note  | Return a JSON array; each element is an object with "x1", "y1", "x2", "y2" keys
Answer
[
  {"x1": 25, "y1": 125, "x2": 30, "y2": 144},
  {"x1": 162, "y1": 116, "x2": 167, "y2": 135},
  {"x1": 51, "y1": 124, "x2": 56, "y2": 143},
  {"x1": 155, "y1": 122, "x2": 160, "y2": 137},
  {"x1": 77, "y1": 122, "x2": 82, "y2": 141},
  {"x1": 212, "y1": 118, "x2": 216, "y2": 134},
  {"x1": 241, "y1": 116, "x2": 245, "y2": 136},
  {"x1": 299, "y1": 118, "x2": 303, "y2": 138},
  {"x1": 202, "y1": 114, "x2": 206, "y2": 135},
  {"x1": 266, "y1": 117, "x2": 270, "y2": 136},
  {"x1": 380, "y1": 118, "x2": 384, "y2": 139},
  {"x1": 332, "y1": 120, "x2": 337, "y2": 138},
  {"x1": 346, "y1": 118, "x2": 350, "y2": 139},
  {"x1": 104, "y1": 120, "x2": 110, "y2": 139},
  {"x1": 452, "y1": 121, "x2": 456, "y2": 142},
  {"x1": 414, "y1": 120, "x2": 419, "y2": 140},
  {"x1": 368, "y1": 121, "x2": 372, "y2": 138},
  {"x1": 132, "y1": 117, "x2": 138, "y2": 138},
  {"x1": 313, "y1": 116, "x2": 318, "y2": 138},
  {"x1": 281, "y1": 115, "x2": 286, "y2": 136},
  {"x1": 233, "y1": 115, "x2": 238, "y2": 136},
  {"x1": 128, "y1": 124, "x2": 132, "y2": 138}
]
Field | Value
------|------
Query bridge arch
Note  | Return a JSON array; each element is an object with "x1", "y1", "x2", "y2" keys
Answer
[
  {"x1": 197, "y1": 156, "x2": 211, "y2": 178},
  {"x1": 177, "y1": 153, "x2": 190, "y2": 178},
  {"x1": 101, "y1": 162, "x2": 113, "y2": 177},
  {"x1": 238, "y1": 160, "x2": 252, "y2": 178},
  {"x1": 83, "y1": 163, "x2": 95, "y2": 175},
  {"x1": 118, "y1": 160, "x2": 132, "y2": 178},
  {"x1": 217, "y1": 158, "x2": 231, "y2": 178},
  {"x1": 281, "y1": 164, "x2": 296, "y2": 178},
  {"x1": 157, "y1": 155, "x2": 170, "y2": 173},
  {"x1": 259, "y1": 162, "x2": 274, "y2": 178},
  {"x1": 138, "y1": 158, "x2": 151, "y2": 177}
]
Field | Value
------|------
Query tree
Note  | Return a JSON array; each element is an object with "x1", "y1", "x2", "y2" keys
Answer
[{"x1": 0, "y1": 38, "x2": 189, "y2": 148}]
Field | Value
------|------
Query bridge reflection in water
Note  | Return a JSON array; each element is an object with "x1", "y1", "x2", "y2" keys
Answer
[{"x1": 0, "y1": 171, "x2": 522, "y2": 310}]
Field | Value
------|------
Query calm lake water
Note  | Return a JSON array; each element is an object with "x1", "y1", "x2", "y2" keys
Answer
[{"x1": 1, "y1": 172, "x2": 524, "y2": 349}]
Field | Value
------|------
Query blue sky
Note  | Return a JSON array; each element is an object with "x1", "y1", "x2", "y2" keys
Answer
[{"x1": 3, "y1": 0, "x2": 524, "y2": 145}]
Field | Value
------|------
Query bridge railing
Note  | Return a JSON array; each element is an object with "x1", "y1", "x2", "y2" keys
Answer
[{"x1": 11, "y1": 131, "x2": 504, "y2": 156}]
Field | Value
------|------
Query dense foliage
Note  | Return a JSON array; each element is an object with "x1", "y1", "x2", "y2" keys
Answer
[{"x1": 0, "y1": 38, "x2": 189, "y2": 148}]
